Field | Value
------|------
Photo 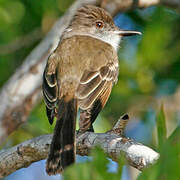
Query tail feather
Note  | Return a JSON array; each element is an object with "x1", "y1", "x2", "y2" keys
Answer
[{"x1": 46, "y1": 98, "x2": 77, "y2": 175}]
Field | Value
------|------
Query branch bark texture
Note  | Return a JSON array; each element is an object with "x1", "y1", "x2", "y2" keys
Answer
[
  {"x1": 0, "y1": 132, "x2": 159, "y2": 178},
  {"x1": 0, "y1": 0, "x2": 179, "y2": 143}
]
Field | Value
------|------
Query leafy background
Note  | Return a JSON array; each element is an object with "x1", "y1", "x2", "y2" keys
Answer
[{"x1": 0, "y1": 0, "x2": 179, "y2": 179}]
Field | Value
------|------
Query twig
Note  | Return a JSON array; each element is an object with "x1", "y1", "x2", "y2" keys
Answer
[
  {"x1": 111, "y1": 113, "x2": 129, "y2": 135},
  {"x1": 0, "y1": 116, "x2": 159, "y2": 178},
  {"x1": 101, "y1": 0, "x2": 180, "y2": 15}
]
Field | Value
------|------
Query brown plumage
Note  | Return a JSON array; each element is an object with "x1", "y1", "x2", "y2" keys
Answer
[{"x1": 42, "y1": 5, "x2": 141, "y2": 175}]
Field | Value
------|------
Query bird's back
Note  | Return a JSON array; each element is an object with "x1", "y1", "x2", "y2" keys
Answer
[{"x1": 55, "y1": 35, "x2": 118, "y2": 98}]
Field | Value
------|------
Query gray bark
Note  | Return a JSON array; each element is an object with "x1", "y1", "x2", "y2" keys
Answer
[
  {"x1": 0, "y1": 0, "x2": 180, "y2": 144},
  {"x1": 0, "y1": 131, "x2": 159, "y2": 178}
]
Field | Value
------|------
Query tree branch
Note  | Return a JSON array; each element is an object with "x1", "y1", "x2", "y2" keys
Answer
[
  {"x1": 0, "y1": 0, "x2": 179, "y2": 143},
  {"x1": 101, "y1": 0, "x2": 180, "y2": 15},
  {"x1": 0, "y1": 116, "x2": 159, "y2": 178}
]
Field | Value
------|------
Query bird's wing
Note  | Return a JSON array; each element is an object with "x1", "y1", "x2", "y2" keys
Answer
[
  {"x1": 76, "y1": 62, "x2": 119, "y2": 110},
  {"x1": 42, "y1": 53, "x2": 58, "y2": 125}
]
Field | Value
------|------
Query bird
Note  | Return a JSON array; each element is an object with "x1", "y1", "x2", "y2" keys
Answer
[{"x1": 42, "y1": 5, "x2": 141, "y2": 175}]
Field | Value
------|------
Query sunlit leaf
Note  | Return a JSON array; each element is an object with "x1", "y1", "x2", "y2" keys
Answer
[
  {"x1": 156, "y1": 104, "x2": 167, "y2": 147},
  {"x1": 138, "y1": 127, "x2": 180, "y2": 180}
]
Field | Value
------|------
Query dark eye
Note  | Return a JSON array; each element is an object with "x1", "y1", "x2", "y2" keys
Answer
[{"x1": 96, "y1": 21, "x2": 104, "y2": 29}]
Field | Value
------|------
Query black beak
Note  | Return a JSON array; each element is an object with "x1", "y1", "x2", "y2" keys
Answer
[{"x1": 114, "y1": 30, "x2": 142, "y2": 36}]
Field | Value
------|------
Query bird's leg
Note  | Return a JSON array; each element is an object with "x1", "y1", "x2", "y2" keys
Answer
[{"x1": 78, "y1": 109, "x2": 94, "y2": 135}]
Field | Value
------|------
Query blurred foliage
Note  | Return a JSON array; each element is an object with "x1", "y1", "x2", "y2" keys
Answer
[
  {"x1": 64, "y1": 147, "x2": 124, "y2": 180},
  {"x1": 0, "y1": 0, "x2": 180, "y2": 179},
  {"x1": 138, "y1": 108, "x2": 180, "y2": 180},
  {"x1": 0, "y1": 0, "x2": 73, "y2": 87}
]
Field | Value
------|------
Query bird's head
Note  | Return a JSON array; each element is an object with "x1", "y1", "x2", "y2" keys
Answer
[{"x1": 65, "y1": 5, "x2": 141, "y2": 51}]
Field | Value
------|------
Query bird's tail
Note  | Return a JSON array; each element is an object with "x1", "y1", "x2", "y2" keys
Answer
[{"x1": 46, "y1": 97, "x2": 77, "y2": 175}]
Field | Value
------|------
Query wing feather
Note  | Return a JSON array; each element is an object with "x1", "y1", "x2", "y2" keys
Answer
[
  {"x1": 78, "y1": 80, "x2": 106, "y2": 109},
  {"x1": 77, "y1": 62, "x2": 118, "y2": 110},
  {"x1": 76, "y1": 75, "x2": 101, "y2": 99},
  {"x1": 42, "y1": 53, "x2": 58, "y2": 124},
  {"x1": 80, "y1": 70, "x2": 99, "y2": 84}
]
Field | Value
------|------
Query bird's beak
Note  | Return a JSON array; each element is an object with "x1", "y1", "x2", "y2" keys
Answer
[{"x1": 114, "y1": 29, "x2": 142, "y2": 36}]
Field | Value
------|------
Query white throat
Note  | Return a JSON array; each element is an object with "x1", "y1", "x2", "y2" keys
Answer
[
  {"x1": 94, "y1": 33, "x2": 121, "y2": 51},
  {"x1": 64, "y1": 28, "x2": 122, "y2": 51}
]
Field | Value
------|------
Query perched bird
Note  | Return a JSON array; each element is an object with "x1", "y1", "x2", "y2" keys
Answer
[{"x1": 42, "y1": 5, "x2": 141, "y2": 175}]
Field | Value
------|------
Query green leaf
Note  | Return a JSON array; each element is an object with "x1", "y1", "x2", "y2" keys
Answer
[
  {"x1": 156, "y1": 104, "x2": 167, "y2": 147},
  {"x1": 168, "y1": 126, "x2": 180, "y2": 145},
  {"x1": 139, "y1": 127, "x2": 180, "y2": 180},
  {"x1": 116, "y1": 154, "x2": 126, "y2": 179},
  {"x1": 63, "y1": 146, "x2": 126, "y2": 180},
  {"x1": 64, "y1": 147, "x2": 110, "y2": 180}
]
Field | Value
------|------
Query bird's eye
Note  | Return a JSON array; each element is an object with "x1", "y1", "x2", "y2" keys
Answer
[{"x1": 96, "y1": 21, "x2": 104, "y2": 29}]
